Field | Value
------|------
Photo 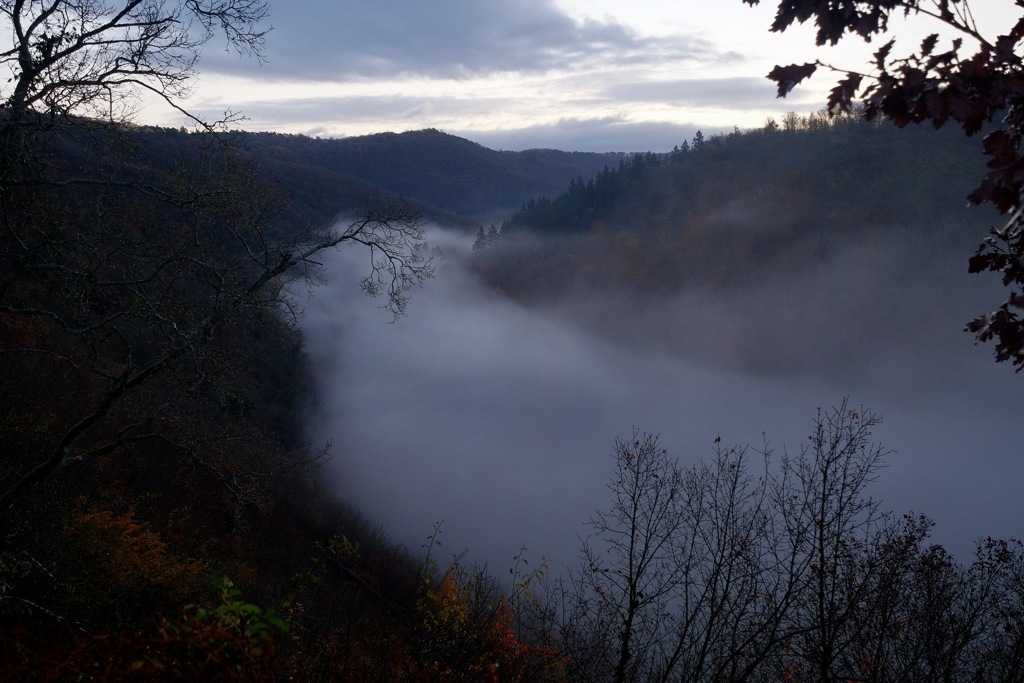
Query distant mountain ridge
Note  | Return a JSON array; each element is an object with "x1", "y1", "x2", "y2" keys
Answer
[
  {"x1": 234, "y1": 128, "x2": 624, "y2": 225},
  {"x1": 33, "y1": 121, "x2": 626, "y2": 235}
]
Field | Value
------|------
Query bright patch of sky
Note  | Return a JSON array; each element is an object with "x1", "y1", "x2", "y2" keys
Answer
[{"x1": 150, "y1": 0, "x2": 1023, "y2": 152}]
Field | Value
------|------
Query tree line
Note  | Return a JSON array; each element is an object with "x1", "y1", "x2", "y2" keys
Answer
[{"x1": 494, "y1": 107, "x2": 872, "y2": 242}]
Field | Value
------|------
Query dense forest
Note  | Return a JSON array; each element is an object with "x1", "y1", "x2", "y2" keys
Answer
[{"x1": 478, "y1": 109, "x2": 989, "y2": 300}]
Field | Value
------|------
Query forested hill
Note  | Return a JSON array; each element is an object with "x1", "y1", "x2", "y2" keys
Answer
[
  {"x1": 233, "y1": 127, "x2": 623, "y2": 223},
  {"x1": 478, "y1": 113, "x2": 995, "y2": 301},
  {"x1": 57, "y1": 124, "x2": 621, "y2": 231}
]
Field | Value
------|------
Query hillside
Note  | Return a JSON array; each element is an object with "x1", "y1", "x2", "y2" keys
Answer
[
  {"x1": 0, "y1": 117, "x2": 627, "y2": 679},
  {"x1": 477, "y1": 115, "x2": 993, "y2": 300},
  {"x1": 235, "y1": 127, "x2": 623, "y2": 224},
  {"x1": 470, "y1": 113, "x2": 1010, "y2": 383}
]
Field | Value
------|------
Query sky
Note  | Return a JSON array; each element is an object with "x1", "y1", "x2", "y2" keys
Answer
[{"x1": 169, "y1": 0, "x2": 1021, "y2": 152}]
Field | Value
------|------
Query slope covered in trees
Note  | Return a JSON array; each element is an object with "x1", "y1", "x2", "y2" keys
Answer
[
  {"x1": 488, "y1": 110, "x2": 988, "y2": 267},
  {"x1": 472, "y1": 112, "x2": 1005, "y2": 372},
  {"x1": 237, "y1": 128, "x2": 623, "y2": 223},
  {"x1": 0, "y1": 99, "x2": 610, "y2": 677}
]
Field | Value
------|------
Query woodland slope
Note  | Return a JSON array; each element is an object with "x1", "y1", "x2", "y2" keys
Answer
[
  {"x1": 473, "y1": 113, "x2": 1007, "y2": 380},
  {"x1": 234, "y1": 127, "x2": 623, "y2": 224}
]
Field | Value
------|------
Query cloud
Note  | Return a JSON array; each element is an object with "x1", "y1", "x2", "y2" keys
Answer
[
  {"x1": 600, "y1": 76, "x2": 819, "y2": 109},
  {"x1": 200, "y1": 0, "x2": 721, "y2": 81},
  {"x1": 187, "y1": 92, "x2": 734, "y2": 151},
  {"x1": 177, "y1": 3, "x2": 818, "y2": 152},
  {"x1": 153, "y1": 1, "x2": 845, "y2": 153},
  {"x1": 204, "y1": 93, "x2": 511, "y2": 130},
  {"x1": 456, "y1": 117, "x2": 727, "y2": 152}
]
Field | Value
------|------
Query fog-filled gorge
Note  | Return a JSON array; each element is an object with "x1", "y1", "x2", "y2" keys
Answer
[
  {"x1": 303, "y1": 223, "x2": 1024, "y2": 575},
  {"x1": 15, "y1": 1, "x2": 1024, "y2": 675}
]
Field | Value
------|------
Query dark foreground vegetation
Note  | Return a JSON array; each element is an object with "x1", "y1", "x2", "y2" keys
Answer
[
  {"x1": 2, "y1": 113, "x2": 1023, "y2": 681},
  {"x1": 542, "y1": 403, "x2": 1024, "y2": 683},
  {"x1": 0, "y1": 118, "x2": 436, "y2": 678}
]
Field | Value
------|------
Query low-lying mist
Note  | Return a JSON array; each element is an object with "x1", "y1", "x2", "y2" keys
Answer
[{"x1": 302, "y1": 224, "x2": 1024, "y2": 575}]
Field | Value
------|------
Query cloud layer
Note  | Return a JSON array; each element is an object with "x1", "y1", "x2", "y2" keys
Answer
[
  {"x1": 169, "y1": 1, "x2": 1024, "y2": 151},
  {"x1": 204, "y1": 0, "x2": 716, "y2": 81}
]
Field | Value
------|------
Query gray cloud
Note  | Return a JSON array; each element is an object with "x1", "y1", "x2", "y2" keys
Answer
[
  {"x1": 182, "y1": 3, "x2": 804, "y2": 152},
  {"x1": 190, "y1": 89, "x2": 740, "y2": 150},
  {"x1": 194, "y1": 93, "x2": 513, "y2": 132},
  {"x1": 600, "y1": 76, "x2": 818, "y2": 109},
  {"x1": 201, "y1": 0, "x2": 721, "y2": 81}
]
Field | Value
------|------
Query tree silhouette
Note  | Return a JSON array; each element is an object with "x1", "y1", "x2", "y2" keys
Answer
[
  {"x1": 1, "y1": 0, "x2": 268, "y2": 140},
  {"x1": 558, "y1": 404, "x2": 1024, "y2": 681},
  {"x1": 0, "y1": 0, "x2": 432, "y2": 507}
]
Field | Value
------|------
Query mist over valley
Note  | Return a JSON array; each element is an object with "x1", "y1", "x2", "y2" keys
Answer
[{"x1": 302, "y1": 119, "x2": 1024, "y2": 574}]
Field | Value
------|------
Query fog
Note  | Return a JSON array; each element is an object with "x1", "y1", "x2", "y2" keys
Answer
[{"x1": 302, "y1": 226, "x2": 1024, "y2": 575}]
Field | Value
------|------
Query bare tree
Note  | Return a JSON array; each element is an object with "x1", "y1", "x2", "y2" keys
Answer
[
  {"x1": 769, "y1": 404, "x2": 896, "y2": 682},
  {"x1": 562, "y1": 431, "x2": 687, "y2": 683},
  {"x1": 562, "y1": 434, "x2": 784, "y2": 683},
  {"x1": 560, "y1": 404, "x2": 1011, "y2": 683},
  {"x1": 656, "y1": 444, "x2": 783, "y2": 683},
  {"x1": 979, "y1": 538, "x2": 1024, "y2": 681},
  {"x1": 1, "y1": 0, "x2": 268, "y2": 135}
]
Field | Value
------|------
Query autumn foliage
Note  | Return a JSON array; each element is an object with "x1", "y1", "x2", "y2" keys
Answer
[
  {"x1": 411, "y1": 565, "x2": 565, "y2": 682},
  {"x1": 66, "y1": 506, "x2": 206, "y2": 604}
]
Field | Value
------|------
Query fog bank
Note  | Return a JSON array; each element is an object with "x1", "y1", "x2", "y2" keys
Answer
[{"x1": 302, "y1": 227, "x2": 1024, "y2": 574}]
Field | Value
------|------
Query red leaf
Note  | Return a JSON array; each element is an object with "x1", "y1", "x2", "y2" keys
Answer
[{"x1": 828, "y1": 72, "x2": 862, "y2": 114}]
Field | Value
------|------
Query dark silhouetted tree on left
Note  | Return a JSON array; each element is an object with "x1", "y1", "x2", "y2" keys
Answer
[
  {"x1": 0, "y1": 2, "x2": 432, "y2": 676},
  {"x1": 1, "y1": 0, "x2": 269, "y2": 141},
  {"x1": 0, "y1": 0, "x2": 433, "y2": 506}
]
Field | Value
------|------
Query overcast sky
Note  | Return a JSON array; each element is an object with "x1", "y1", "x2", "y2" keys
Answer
[{"x1": 168, "y1": 0, "x2": 1020, "y2": 151}]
